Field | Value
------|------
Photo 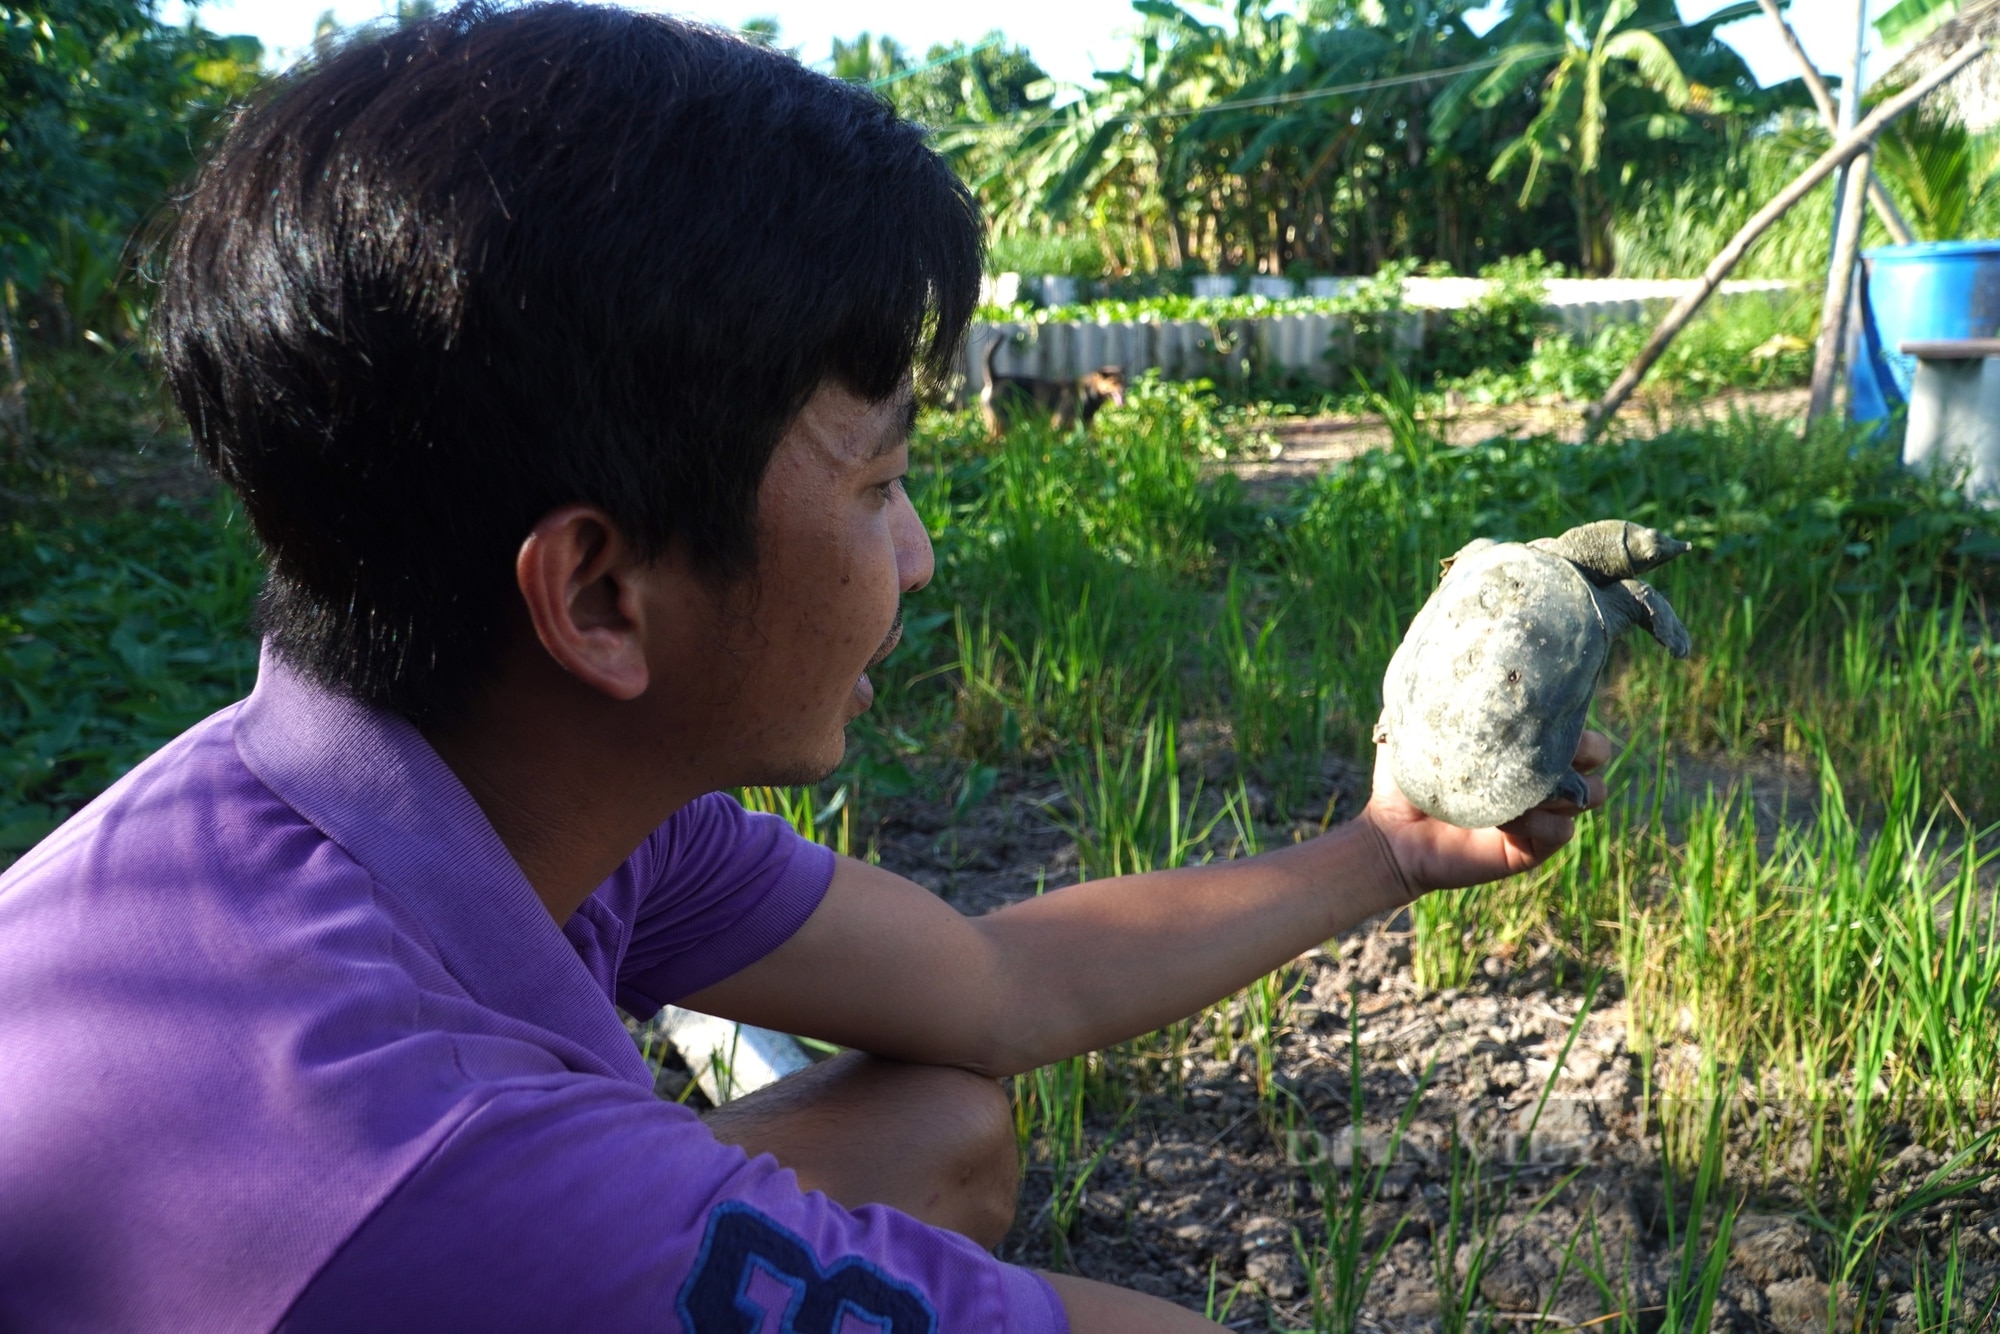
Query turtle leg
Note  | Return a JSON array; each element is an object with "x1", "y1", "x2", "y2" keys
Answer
[
  {"x1": 1533, "y1": 520, "x2": 1691, "y2": 582},
  {"x1": 1595, "y1": 579, "x2": 1693, "y2": 658}
]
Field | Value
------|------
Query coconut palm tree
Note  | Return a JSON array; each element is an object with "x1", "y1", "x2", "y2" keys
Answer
[{"x1": 1873, "y1": 102, "x2": 2000, "y2": 239}]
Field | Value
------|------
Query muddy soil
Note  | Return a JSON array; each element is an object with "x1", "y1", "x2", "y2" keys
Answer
[{"x1": 858, "y1": 759, "x2": 2000, "y2": 1332}]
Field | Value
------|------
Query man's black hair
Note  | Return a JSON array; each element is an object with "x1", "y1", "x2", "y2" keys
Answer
[{"x1": 156, "y1": 2, "x2": 982, "y2": 724}]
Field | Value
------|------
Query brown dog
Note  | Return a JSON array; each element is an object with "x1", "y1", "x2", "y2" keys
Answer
[{"x1": 980, "y1": 337, "x2": 1126, "y2": 439}]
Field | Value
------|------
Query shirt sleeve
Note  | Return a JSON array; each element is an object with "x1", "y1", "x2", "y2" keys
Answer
[
  {"x1": 277, "y1": 1080, "x2": 1069, "y2": 1334},
  {"x1": 615, "y1": 792, "x2": 836, "y2": 1015}
]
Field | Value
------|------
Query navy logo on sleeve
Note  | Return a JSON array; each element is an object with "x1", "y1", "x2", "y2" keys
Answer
[{"x1": 678, "y1": 1202, "x2": 938, "y2": 1333}]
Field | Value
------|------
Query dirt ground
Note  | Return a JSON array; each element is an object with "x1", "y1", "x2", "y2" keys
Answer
[
  {"x1": 1225, "y1": 388, "x2": 1812, "y2": 499},
  {"x1": 860, "y1": 757, "x2": 2000, "y2": 1332}
]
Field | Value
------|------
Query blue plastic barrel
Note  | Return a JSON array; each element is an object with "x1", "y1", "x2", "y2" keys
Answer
[{"x1": 1853, "y1": 240, "x2": 2000, "y2": 422}]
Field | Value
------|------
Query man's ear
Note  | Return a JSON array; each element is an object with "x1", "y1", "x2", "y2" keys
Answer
[{"x1": 515, "y1": 505, "x2": 651, "y2": 701}]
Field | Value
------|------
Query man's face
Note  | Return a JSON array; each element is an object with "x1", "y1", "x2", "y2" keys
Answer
[{"x1": 686, "y1": 379, "x2": 931, "y2": 786}]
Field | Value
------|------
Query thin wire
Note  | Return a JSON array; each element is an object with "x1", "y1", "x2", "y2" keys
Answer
[
  {"x1": 924, "y1": 13, "x2": 1733, "y2": 135},
  {"x1": 867, "y1": 34, "x2": 1005, "y2": 89}
]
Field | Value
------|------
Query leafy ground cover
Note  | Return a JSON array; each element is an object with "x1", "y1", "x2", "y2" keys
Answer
[
  {"x1": 8, "y1": 364, "x2": 2000, "y2": 1327},
  {"x1": 0, "y1": 493, "x2": 258, "y2": 853}
]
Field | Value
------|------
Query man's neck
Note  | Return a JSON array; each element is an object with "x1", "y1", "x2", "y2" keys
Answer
[{"x1": 422, "y1": 665, "x2": 706, "y2": 924}]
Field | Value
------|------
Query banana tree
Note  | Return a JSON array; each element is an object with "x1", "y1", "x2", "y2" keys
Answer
[
  {"x1": 1014, "y1": 4, "x2": 1232, "y2": 269},
  {"x1": 1205, "y1": 0, "x2": 1504, "y2": 273},
  {"x1": 1433, "y1": 0, "x2": 1758, "y2": 274}
]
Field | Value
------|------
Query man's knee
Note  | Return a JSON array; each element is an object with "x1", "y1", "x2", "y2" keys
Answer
[
  {"x1": 952, "y1": 1067, "x2": 1020, "y2": 1246},
  {"x1": 900, "y1": 1062, "x2": 1019, "y2": 1249},
  {"x1": 703, "y1": 1052, "x2": 1020, "y2": 1247}
]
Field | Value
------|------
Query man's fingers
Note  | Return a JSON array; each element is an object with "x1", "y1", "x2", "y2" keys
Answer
[
  {"x1": 1502, "y1": 808, "x2": 1578, "y2": 862},
  {"x1": 1571, "y1": 729, "x2": 1613, "y2": 775}
]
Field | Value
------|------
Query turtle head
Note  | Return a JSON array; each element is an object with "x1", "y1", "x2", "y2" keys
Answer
[
  {"x1": 1623, "y1": 525, "x2": 1690, "y2": 572},
  {"x1": 1535, "y1": 520, "x2": 1690, "y2": 581}
]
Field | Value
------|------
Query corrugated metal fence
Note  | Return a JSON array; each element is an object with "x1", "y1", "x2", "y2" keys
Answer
[{"x1": 957, "y1": 279, "x2": 1794, "y2": 399}]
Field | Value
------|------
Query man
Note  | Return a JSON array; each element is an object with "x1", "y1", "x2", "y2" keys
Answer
[{"x1": 0, "y1": 5, "x2": 1606, "y2": 1330}]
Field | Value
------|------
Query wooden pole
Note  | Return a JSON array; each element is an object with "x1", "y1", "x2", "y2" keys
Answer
[
  {"x1": 1825, "y1": 0, "x2": 1868, "y2": 266},
  {"x1": 1586, "y1": 38, "x2": 1987, "y2": 434},
  {"x1": 1808, "y1": 145, "x2": 1874, "y2": 425},
  {"x1": 1755, "y1": 0, "x2": 1914, "y2": 246}
]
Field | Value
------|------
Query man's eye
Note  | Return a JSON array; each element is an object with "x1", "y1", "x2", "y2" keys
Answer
[{"x1": 875, "y1": 476, "x2": 905, "y2": 501}]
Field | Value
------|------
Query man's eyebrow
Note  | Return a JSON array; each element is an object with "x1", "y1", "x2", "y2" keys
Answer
[{"x1": 871, "y1": 393, "x2": 918, "y2": 459}]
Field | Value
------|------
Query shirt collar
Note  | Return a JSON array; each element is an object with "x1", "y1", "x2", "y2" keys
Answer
[{"x1": 233, "y1": 645, "x2": 651, "y2": 1086}]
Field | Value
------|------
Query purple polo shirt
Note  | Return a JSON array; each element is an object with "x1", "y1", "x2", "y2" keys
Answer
[{"x1": 0, "y1": 650, "x2": 1066, "y2": 1333}]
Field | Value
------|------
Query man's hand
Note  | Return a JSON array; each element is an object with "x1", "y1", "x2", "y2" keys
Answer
[{"x1": 1358, "y1": 729, "x2": 1612, "y2": 899}]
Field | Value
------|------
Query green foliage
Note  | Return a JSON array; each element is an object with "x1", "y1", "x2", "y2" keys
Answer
[
  {"x1": 0, "y1": 0, "x2": 260, "y2": 345},
  {"x1": 9, "y1": 341, "x2": 174, "y2": 456},
  {"x1": 950, "y1": 0, "x2": 1795, "y2": 280},
  {"x1": 986, "y1": 232, "x2": 1108, "y2": 279},
  {"x1": 860, "y1": 30, "x2": 1050, "y2": 124},
  {"x1": 1613, "y1": 111, "x2": 1848, "y2": 281},
  {"x1": 0, "y1": 497, "x2": 260, "y2": 855},
  {"x1": 1432, "y1": 0, "x2": 1753, "y2": 274},
  {"x1": 826, "y1": 25, "x2": 1056, "y2": 241},
  {"x1": 1616, "y1": 95, "x2": 2000, "y2": 281},
  {"x1": 1418, "y1": 251, "x2": 1558, "y2": 382},
  {"x1": 1873, "y1": 102, "x2": 2000, "y2": 242},
  {"x1": 1876, "y1": 0, "x2": 1959, "y2": 50},
  {"x1": 1440, "y1": 286, "x2": 1815, "y2": 404}
]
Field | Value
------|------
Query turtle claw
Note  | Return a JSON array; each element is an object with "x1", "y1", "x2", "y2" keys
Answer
[
  {"x1": 1550, "y1": 769, "x2": 1591, "y2": 808},
  {"x1": 1648, "y1": 606, "x2": 1692, "y2": 660}
]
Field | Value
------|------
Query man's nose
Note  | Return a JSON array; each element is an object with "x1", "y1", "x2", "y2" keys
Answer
[{"x1": 893, "y1": 492, "x2": 934, "y2": 594}]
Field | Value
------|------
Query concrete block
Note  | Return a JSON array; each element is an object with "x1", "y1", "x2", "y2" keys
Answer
[
  {"x1": 655, "y1": 1005, "x2": 813, "y2": 1105},
  {"x1": 1904, "y1": 355, "x2": 2000, "y2": 504}
]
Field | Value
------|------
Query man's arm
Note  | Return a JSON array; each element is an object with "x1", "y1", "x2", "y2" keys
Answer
[{"x1": 678, "y1": 734, "x2": 1609, "y2": 1077}]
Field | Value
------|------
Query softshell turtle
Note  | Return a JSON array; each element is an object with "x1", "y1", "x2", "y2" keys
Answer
[{"x1": 1374, "y1": 519, "x2": 1693, "y2": 829}]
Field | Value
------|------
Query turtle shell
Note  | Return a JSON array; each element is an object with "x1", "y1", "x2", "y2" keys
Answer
[{"x1": 1379, "y1": 542, "x2": 1607, "y2": 828}]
